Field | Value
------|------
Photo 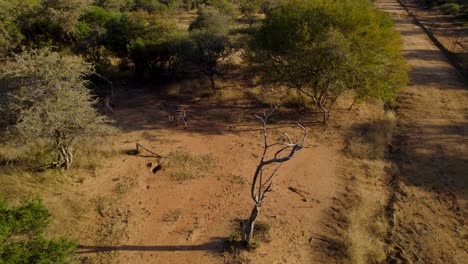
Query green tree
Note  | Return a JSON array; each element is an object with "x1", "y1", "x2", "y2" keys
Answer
[
  {"x1": 248, "y1": 0, "x2": 409, "y2": 123},
  {"x1": 0, "y1": 198, "x2": 75, "y2": 263},
  {"x1": 189, "y1": 6, "x2": 232, "y2": 34},
  {"x1": 189, "y1": 7, "x2": 234, "y2": 91},
  {"x1": 19, "y1": 0, "x2": 92, "y2": 47},
  {"x1": 240, "y1": 0, "x2": 261, "y2": 26},
  {"x1": 190, "y1": 30, "x2": 234, "y2": 91},
  {"x1": 0, "y1": 49, "x2": 114, "y2": 170},
  {"x1": 0, "y1": 0, "x2": 40, "y2": 56},
  {"x1": 128, "y1": 19, "x2": 187, "y2": 77}
]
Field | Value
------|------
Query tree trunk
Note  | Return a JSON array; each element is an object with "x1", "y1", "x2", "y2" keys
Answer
[
  {"x1": 244, "y1": 205, "x2": 259, "y2": 246},
  {"x1": 319, "y1": 103, "x2": 329, "y2": 124},
  {"x1": 209, "y1": 74, "x2": 216, "y2": 93}
]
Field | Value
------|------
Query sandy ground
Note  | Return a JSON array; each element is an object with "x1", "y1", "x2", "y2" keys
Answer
[
  {"x1": 377, "y1": 0, "x2": 468, "y2": 263},
  {"x1": 72, "y1": 89, "x2": 342, "y2": 263}
]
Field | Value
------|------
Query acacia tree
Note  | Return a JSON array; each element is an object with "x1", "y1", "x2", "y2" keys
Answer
[
  {"x1": 248, "y1": 0, "x2": 409, "y2": 123},
  {"x1": 0, "y1": 49, "x2": 113, "y2": 170},
  {"x1": 241, "y1": 106, "x2": 307, "y2": 246}
]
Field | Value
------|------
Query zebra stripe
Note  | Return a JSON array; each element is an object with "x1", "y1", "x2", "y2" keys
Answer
[
  {"x1": 96, "y1": 96, "x2": 115, "y2": 113},
  {"x1": 159, "y1": 100, "x2": 188, "y2": 128}
]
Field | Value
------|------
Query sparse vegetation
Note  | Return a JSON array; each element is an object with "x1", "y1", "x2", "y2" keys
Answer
[
  {"x1": 162, "y1": 208, "x2": 183, "y2": 222},
  {"x1": 164, "y1": 150, "x2": 216, "y2": 182},
  {"x1": 345, "y1": 111, "x2": 397, "y2": 160}
]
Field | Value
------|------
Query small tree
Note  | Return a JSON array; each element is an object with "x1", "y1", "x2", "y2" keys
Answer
[
  {"x1": 248, "y1": 0, "x2": 409, "y2": 123},
  {"x1": 189, "y1": 7, "x2": 234, "y2": 92},
  {"x1": 241, "y1": 106, "x2": 307, "y2": 246},
  {"x1": 190, "y1": 30, "x2": 234, "y2": 92},
  {"x1": 0, "y1": 49, "x2": 114, "y2": 170}
]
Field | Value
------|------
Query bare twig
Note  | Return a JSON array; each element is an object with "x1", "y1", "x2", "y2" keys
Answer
[{"x1": 136, "y1": 143, "x2": 162, "y2": 158}]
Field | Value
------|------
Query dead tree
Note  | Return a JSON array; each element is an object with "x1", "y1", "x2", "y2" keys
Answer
[{"x1": 241, "y1": 106, "x2": 307, "y2": 246}]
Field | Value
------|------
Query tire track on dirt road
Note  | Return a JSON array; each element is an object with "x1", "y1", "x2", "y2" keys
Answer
[{"x1": 377, "y1": 1, "x2": 467, "y2": 263}]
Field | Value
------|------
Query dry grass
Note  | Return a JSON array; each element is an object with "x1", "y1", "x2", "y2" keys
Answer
[
  {"x1": 325, "y1": 110, "x2": 399, "y2": 263},
  {"x1": 247, "y1": 87, "x2": 313, "y2": 110},
  {"x1": 346, "y1": 161, "x2": 390, "y2": 263},
  {"x1": 345, "y1": 111, "x2": 397, "y2": 160},
  {"x1": 163, "y1": 150, "x2": 216, "y2": 182},
  {"x1": 162, "y1": 209, "x2": 183, "y2": 223}
]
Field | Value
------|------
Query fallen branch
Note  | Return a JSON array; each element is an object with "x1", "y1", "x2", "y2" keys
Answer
[
  {"x1": 288, "y1": 186, "x2": 309, "y2": 202},
  {"x1": 136, "y1": 143, "x2": 162, "y2": 158}
]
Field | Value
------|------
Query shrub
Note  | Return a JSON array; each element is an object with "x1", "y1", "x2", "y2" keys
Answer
[
  {"x1": 436, "y1": 3, "x2": 461, "y2": 15},
  {"x1": 0, "y1": 199, "x2": 76, "y2": 263},
  {"x1": 189, "y1": 6, "x2": 232, "y2": 34}
]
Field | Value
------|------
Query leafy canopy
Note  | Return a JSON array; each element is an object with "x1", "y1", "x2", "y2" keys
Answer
[
  {"x1": 250, "y1": 0, "x2": 409, "y2": 109},
  {"x1": 0, "y1": 198, "x2": 76, "y2": 263},
  {"x1": 0, "y1": 49, "x2": 114, "y2": 164}
]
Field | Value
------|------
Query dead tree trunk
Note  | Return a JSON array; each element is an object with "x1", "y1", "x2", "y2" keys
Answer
[
  {"x1": 241, "y1": 106, "x2": 307, "y2": 247},
  {"x1": 55, "y1": 130, "x2": 74, "y2": 170}
]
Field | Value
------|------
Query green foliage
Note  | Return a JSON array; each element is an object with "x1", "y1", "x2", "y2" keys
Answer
[
  {"x1": 0, "y1": 0, "x2": 40, "y2": 55},
  {"x1": 189, "y1": 6, "x2": 232, "y2": 34},
  {"x1": 95, "y1": 0, "x2": 135, "y2": 11},
  {"x1": 134, "y1": 0, "x2": 177, "y2": 13},
  {"x1": 240, "y1": 0, "x2": 261, "y2": 25},
  {"x1": 21, "y1": 0, "x2": 92, "y2": 46},
  {"x1": 436, "y1": 3, "x2": 461, "y2": 15},
  {"x1": 188, "y1": 6, "x2": 234, "y2": 88},
  {"x1": 127, "y1": 14, "x2": 187, "y2": 76},
  {"x1": 205, "y1": 0, "x2": 239, "y2": 17},
  {"x1": 190, "y1": 29, "x2": 234, "y2": 90},
  {"x1": 0, "y1": 49, "x2": 114, "y2": 169},
  {"x1": 0, "y1": 199, "x2": 76, "y2": 263},
  {"x1": 249, "y1": 0, "x2": 408, "y2": 122}
]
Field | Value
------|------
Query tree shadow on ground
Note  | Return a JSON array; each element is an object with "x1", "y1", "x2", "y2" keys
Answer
[
  {"x1": 77, "y1": 237, "x2": 225, "y2": 254},
  {"x1": 391, "y1": 121, "x2": 468, "y2": 196}
]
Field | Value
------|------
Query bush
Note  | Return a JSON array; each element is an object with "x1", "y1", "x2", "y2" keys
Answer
[
  {"x1": 128, "y1": 16, "x2": 187, "y2": 76},
  {"x1": 189, "y1": 6, "x2": 232, "y2": 34},
  {"x1": 436, "y1": 3, "x2": 461, "y2": 15},
  {"x1": 205, "y1": 0, "x2": 239, "y2": 17},
  {"x1": 0, "y1": 199, "x2": 76, "y2": 263}
]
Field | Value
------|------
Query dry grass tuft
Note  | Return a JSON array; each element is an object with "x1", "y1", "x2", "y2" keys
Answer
[
  {"x1": 164, "y1": 150, "x2": 216, "y2": 182},
  {"x1": 162, "y1": 209, "x2": 183, "y2": 223},
  {"x1": 247, "y1": 87, "x2": 312, "y2": 110},
  {"x1": 346, "y1": 180, "x2": 389, "y2": 263},
  {"x1": 345, "y1": 110, "x2": 397, "y2": 160}
]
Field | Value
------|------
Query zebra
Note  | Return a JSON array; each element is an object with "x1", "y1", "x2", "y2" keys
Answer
[
  {"x1": 96, "y1": 96, "x2": 115, "y2": 114},
  {"x1": 159, "y1": 100, "x2": 188, "y2": 128}
]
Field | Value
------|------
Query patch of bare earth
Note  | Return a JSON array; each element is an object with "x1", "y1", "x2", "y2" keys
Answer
[
  {"x1": 377, "y1": 0, "x2": 468, "y2": 263},
  {"x1": 74, "y1": 88, "x2": 343, "y2": 263}
]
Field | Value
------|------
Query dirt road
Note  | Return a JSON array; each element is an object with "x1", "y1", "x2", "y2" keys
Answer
[{"x1": 377, "y1": 1, "x2": 468, "y2": 263}]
